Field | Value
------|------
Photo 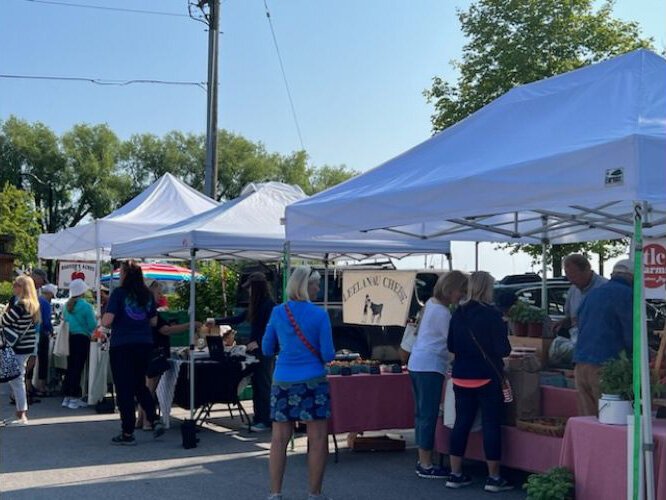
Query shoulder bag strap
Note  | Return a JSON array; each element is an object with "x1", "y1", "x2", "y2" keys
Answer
[{"x1": 284, "y1": 303, "x2": 324, "y2": 364}]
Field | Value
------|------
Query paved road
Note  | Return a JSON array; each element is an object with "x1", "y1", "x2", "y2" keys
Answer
[{"x1": 0, "y1": 384, "x2": 527, "y2": 500}]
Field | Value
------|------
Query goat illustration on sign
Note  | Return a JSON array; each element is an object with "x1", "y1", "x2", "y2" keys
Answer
[{"x1": 363, "y1": 294, "x2": 384, "y2": 324}]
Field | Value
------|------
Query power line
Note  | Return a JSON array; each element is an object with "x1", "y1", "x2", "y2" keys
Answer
[
  {"x1": 17, "y1": 0, "x2": 190, "y2": 18},
  {"x1": 263, "y1": 0, "x2": 306, "y2": 152},
  {"x1": 0, "y1": 73, "x2": 206, "y2": 91}
]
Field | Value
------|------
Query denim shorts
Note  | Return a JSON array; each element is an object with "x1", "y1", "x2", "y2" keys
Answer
[{"x1": 270, "y1": 376, "x2": 331, "y2": 422}]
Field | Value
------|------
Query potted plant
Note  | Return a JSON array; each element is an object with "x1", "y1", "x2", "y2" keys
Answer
[
  {"x1": 524, "y1": 467, "x2": 574, "y2": 500},
  {"x1": 507, "y1": 300, "x2": 531, "y2": 336},
  {"x1": 526, "y1": 306, "x2": 548, "y2": 338},
  {"x1": 599, "y1": 351, "x2": 634, "y2": 425}
]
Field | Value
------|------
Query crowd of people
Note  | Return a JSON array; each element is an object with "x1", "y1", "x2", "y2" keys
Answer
[{"x1": 0, "y1": 254, "x2": 637, "y2": 499}]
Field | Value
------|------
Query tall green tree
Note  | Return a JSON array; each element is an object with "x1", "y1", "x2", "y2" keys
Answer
[
  {"x1": 0, "y1": 117, "x2": 67, "y2": 233},
  {"x1": 425, "y1": 0, "x2": 652, "y2": 132},
  {"x1": 425, "y1": 0, "x2": 650, "y2": 273},
  {"x1": 0, "y1": 183, "x2": 41, "y2": 266}
]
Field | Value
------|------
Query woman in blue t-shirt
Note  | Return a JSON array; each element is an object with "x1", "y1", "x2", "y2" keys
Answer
[
  {"x1": 262, "y1": 266, "x2": 335, "y2": 500},
  {"x1": 101, "y1": 260, "x2": 164, "y2": 445}
]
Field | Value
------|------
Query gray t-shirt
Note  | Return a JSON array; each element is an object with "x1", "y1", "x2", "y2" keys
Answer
[{"x1": 564, "y1": 272, "x2": 608, "y2": 322}]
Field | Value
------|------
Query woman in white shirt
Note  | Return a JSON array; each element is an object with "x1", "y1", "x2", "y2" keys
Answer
[{"x1": 408, "y1": 270, "x2": 468, "y2": 479}]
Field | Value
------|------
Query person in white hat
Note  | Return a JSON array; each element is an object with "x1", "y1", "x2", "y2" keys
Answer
[
  {"x1": 62, "y1": 279, "x2": 97, "y2": 410},
  {"x1": 573, "y1": 259, "x2": 634, "y2": 416}
]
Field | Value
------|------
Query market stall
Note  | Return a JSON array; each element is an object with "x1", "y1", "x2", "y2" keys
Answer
[
  {"x1": 286, "y1": 49, "x2": 666, "y2": 497},
  {"x1": 111, "y1": 181, "x2": 450, "y2": 426}
]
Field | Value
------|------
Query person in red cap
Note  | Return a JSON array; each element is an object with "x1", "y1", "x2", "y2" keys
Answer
[{"x1": 206, "y1": 271, "x2": 275, "y2": 432}]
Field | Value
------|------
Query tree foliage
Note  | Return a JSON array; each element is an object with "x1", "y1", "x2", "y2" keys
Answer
[
  {"x1": 0, "y1": 116, "x2": 358, "y2": 266},
  {"x1": 0, "y1": 183, "x2": 42, "y2": 266},
  {"x1": 425, "y1": 0, "x2": 649, "y2": 273},
  {"x1": 425, "y1": 0, "x2": 652, "y2": 132}
]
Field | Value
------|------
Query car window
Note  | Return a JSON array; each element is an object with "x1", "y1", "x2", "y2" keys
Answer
[
  {"x1": 548, "y1": 287, "x2": 568, "y2": 316},
  {"x1": 516, "y1": 288, "x2": 541, "y2": 308}
]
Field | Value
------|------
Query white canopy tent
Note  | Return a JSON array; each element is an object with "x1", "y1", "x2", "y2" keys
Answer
[
  {"x1": 111, "y1": 181, "x2": 451, "y2": 260},
  {"x1": 38, "y1": 173, "x2": 219, "y2": 260},
  {"x1": 286, "y1": 49, "x2": 666, "y2": 499},
  {"x1": 110, "y1": 181, "x2": 452, "y2": 425}
]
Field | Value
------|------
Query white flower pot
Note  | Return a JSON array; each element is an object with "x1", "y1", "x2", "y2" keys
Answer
[{"x1": 598, "y1": 394, "x2": 632, "y2": 425}]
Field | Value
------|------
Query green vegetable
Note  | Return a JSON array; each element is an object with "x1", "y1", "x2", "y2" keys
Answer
[{"x1": 524, "y1": 467, "x2": 574, "y2": 500}]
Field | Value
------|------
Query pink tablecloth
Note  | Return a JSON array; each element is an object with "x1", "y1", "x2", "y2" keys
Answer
[
  {"x1": 327, "y1": 373, "x2": 415, "y2": 433},
  {"x1": 560, "y1": 417, "x2": 666, "y2": 500}
]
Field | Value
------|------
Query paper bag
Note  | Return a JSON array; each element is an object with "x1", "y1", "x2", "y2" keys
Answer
[{"x1": 503, "y1": 355, "x2": 541, "y2": 426}]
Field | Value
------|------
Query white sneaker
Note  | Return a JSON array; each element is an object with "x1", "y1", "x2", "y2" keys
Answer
[
  {"x1": 67, "y1": 400, "x2": 79, "y2": 409},
  {"x1": 61, "y1": 397, "x2": 71, "y2": 407},
  {"x1": 76, "y1": 399, "x2": 88, "y2": 408}
]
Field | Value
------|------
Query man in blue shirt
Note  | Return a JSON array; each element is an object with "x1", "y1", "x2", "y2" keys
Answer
[{"x1": 574, "y1": 259, "x2": 633, "y2": 416}]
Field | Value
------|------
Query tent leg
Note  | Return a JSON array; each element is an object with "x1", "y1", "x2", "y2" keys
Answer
[
  {"x1": 634, "y1": 202, "x2": 655, "y2": 500},
  {"x1": 94, "y1": 220, "x2": 101, "y2": 316},
  {"x1": 541, "y1": 216, "x2": 548, "y2": 314},
  {"x1": 189, "y1": 249, "x2": 198, "y2": 421},
  {"x1": 474, "y1": 243, "x2": 479, "y2": 271}
]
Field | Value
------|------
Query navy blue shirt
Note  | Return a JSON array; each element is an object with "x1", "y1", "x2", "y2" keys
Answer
[
  {"x1": 448, "y1": 301, "x2": 511, "y2": 380},
  {"x1": 38, "y1": 296, "x2": 52, "y2": 336},
  {"x1": 574, "y1": 276, "x2": 632, "y2": 365},
  {"x1": 107, "y1": 288, "x2": 156, "y2": 347}
]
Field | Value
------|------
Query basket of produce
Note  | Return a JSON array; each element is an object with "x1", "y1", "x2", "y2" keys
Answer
[{"x1": 516, "y1": 417, "x2": 568, "y2": 438}]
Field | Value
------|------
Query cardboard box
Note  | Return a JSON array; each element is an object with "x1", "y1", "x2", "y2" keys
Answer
[{"x1": 510, "y1": 336, "x2": 553, "y2": 367}]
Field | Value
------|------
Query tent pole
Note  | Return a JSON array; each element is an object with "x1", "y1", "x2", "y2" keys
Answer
[
  {"x1": 634, "y1": 202, "x2": 655, "y2": 500},
  {"x1": 94, "y1": 220, "x2": 101, "y2": 316},
  {"x1": 324, "y1": 254, "x2": 329, "y2": 311},
  {"x1": 631, "y1": 203, "x2": 644, "y2": 500},
  {"x1": 189, "y1": 248, "x2": 197, "y2": 421},
  {"x1": 446, "y1": 252, "x2": 453, "y2": 271},
  {"x1": 541, "y1": 216, "x2": 548, "y2": 314},
  {"x1": 474, "y1": 242, "x2": 479, "y2": 271}
]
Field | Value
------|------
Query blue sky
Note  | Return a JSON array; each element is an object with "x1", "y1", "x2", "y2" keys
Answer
[{"x1": 2, "y1": 0, "x2": 664, "y2": 276}]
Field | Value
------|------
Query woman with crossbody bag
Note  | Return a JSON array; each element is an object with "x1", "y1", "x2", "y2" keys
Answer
[
  {"x1": 1, "y1": 276, "x2": 41, "y2": 425},
  {"x1": 446, "y1": 271, "x2": 513, "y2": 493},
  {"x1": 262, "y1": 266, "x2": 336, "y2": 500}
]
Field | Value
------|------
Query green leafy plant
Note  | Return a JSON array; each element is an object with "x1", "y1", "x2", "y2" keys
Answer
[
  {"x1": 0, "y1": 281, "x2": 12, "y2": 305},
  {"x1": 171, "y1": 261, "x2": 239, "y2": 321},
  {"x1": 507, "y1": 300, "x2": 532, "y2": 323},
  {"x1": 525, "y1": 306, "x2": 547, "y2": 323},
  {"x1": 600, "y1": 351, "x2": 663, "y2": 400},
  {"x1": 600, "y1": 351, "x2": 634, "y2": 399},
  {"x1": 524, "y1": 467, "x2": 574, "y2": 500}
]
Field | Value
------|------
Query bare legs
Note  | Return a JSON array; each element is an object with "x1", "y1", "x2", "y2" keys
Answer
[
  {"x1": 306, "y1": 420, "x2": 329, "y2": 495},
  {"x1": 268, "y1": 420, "x2": 329, "y2": 496},
  {"x1": 269, "y1": 422, "x2": 293, "y2": 494}
]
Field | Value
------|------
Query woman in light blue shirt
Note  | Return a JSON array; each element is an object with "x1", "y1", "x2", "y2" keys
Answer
[
  {"x1": 262, "y1": 266, "x2": 335, "y2": 500},
  {"x1": 62, "y1": 279, "x2": 97, "y2": 409}
]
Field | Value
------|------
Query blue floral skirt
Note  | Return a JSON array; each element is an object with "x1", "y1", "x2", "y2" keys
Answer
[{"x1": 270, "y1": 376, "x2": 331, "y2": 422}]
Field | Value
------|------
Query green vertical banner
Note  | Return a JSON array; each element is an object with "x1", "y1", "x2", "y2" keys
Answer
[{"x1": 632, "y1": 204, "x2": 643, "y2": 500}]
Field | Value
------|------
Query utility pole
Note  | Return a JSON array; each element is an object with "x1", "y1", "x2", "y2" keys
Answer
[{"x1": 197, "y1": 0, "x2": 220, "y2": 200}]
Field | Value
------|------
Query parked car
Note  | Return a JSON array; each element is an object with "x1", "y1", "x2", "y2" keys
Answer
[{"x1": 494, "y1": 273, "x2": 666, "y2": 346}]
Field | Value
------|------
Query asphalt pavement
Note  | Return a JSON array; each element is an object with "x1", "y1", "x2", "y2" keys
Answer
[{"x1": 0, "y1": 383, "x2": 527, "y2": 500}]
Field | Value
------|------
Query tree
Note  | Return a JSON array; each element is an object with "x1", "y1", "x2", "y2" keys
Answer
[
  {"x1": 0, "y1": 183, "x2": 41, "y2": 266},
  {"x1": 424, "y1": 0, "x2": 650, "y2": 272},
  {"x1": 308, "y1": 165, "x2": 357, "y2": 194},
  {"x1": 60, "y1": 123, "x2": 131, "y2": 226},
  {"x1": 0, "y1": 117, "x2": 67, "y2": 233},
  {"x1": 425, "y1": 0, "x2": 652, "y2": 132}
]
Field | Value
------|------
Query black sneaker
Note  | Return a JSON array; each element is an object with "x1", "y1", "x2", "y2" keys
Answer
[
  {"x1": 415, "y1": 462, "x2": 449, "y2": 479},
  {"x1": 484, "y1": 476, "x2": 514, "y2": 492},
  {"x1": 445, "y1": 473, "x2": 472, "y2": 489},
  {"x1": 152, "y1": 421, "x2": 165, "y2": 439},
  {"x1": 111, "y1": 433, "x2": 137, "y2": 446}
]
